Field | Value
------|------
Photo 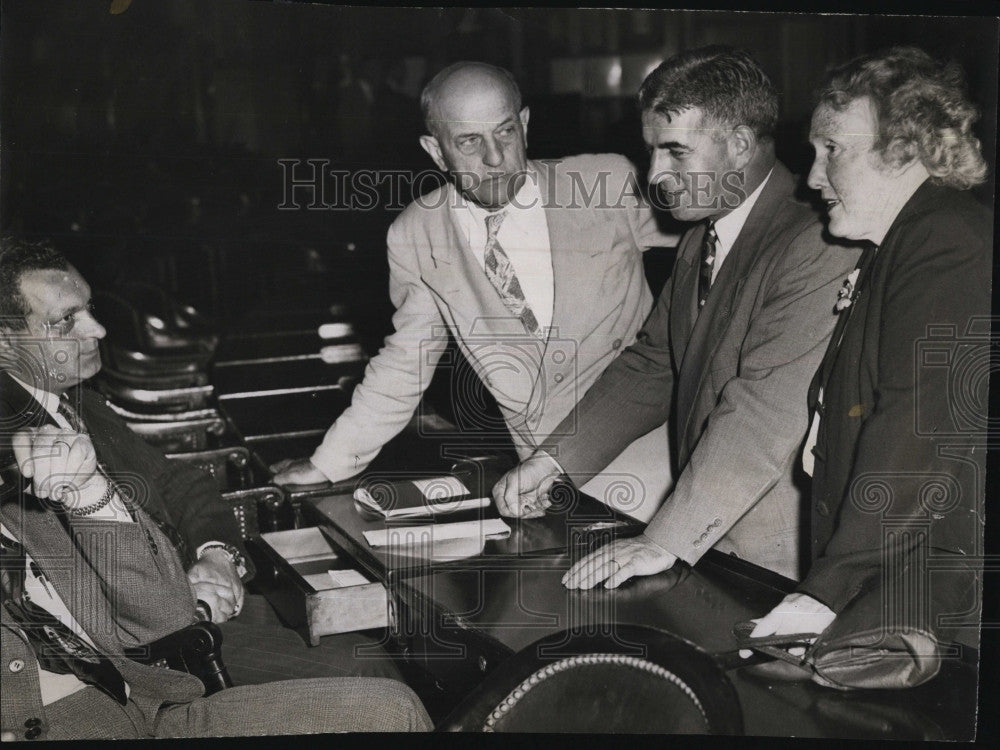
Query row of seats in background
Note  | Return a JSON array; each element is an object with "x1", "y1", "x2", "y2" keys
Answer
[
  {"x1": 91, "y1": 277, "x2": 370, "y2": 539},
  {"x1": 91, "y1": 260, "x2": 516, "y2": 544}
]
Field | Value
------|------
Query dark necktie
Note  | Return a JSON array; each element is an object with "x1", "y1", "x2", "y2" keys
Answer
[
  {"x1": 698, "y1": 222, "x2": 718, "y2": 310},
  {"x1": 483, "y1": 212, "x2": 543, "y2": 337},
  {"x1": 0, "y1": 533, "x2": 128, "y2": 705}
]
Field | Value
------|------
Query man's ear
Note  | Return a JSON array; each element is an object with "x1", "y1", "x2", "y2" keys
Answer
[
  {"x1": 519, "y1": 106, "x2": 530, "y2": 145},
  {"x1": 727, "y1": 125, "x2": 756, "y2": 171},
  {"x1": 419, "y1": 134, "x2": 448, "y2": 172}
]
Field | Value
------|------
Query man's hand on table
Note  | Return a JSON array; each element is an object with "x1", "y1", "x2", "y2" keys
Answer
[
  {"x1": 187, "y1": 549, "x2": 245, "y2": 623},
  {"x1": 491, "y1": 452, "x2": 563, "y2": 518},
  {"x1": 270, "y1": 457, "x2": 330, "y2": 487},
  {"x1": 563, "y1": 534, "x2": 678, "y2": 589},
  {"x1": 738, "y1": 592, "x2": 836, "y2": 658},
  {"x1": 12, "y1": 426, "x2": 107, "y2": 507}
]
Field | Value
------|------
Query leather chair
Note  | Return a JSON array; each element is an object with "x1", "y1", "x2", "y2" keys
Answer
[
  {"x1": 96, "y1": 371, "x2": 214, "y2": 412},
  {"x1": 437, "y1": 626, "x2": 743, "y2": 734},
  {"x1": 164, "y1": 445, "x2": 253, "y2": 491},
  {"x1": 163, "y1": 448, "x2": 294, "y2": 536},
  {"x1": 93, "y1": 291, "x2": 216, "y2": 377},
  {"x1": 125, "y1": 414, "x2": 226, "y2": 452},
  {"x1": 118, "y1": 280, "x2": 218, "y2": 349},
  {"x1": 128, "y1": 619, "x2": 232, "y2": 696}
]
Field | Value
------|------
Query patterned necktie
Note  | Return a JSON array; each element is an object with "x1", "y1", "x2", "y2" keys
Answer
[
  {"x1": 483, "y1": 212, "x2": 543, "y2": 338},
  {"x1": 697, "y1": 222, "x2": 718, "y2": 310},
  {"x1": 0, "y1": 533, "x2": 128, "y2": 705},
  {"x1": 57, "y1": 394, "x2": 87, "y2": 432}
]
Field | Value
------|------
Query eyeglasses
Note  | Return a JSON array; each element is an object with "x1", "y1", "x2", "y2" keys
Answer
[{"x1": 35, "y1": 303, "x2": 98, "y2": 339}]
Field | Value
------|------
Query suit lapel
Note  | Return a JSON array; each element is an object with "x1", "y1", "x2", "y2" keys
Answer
[
  {"x1": 675, "y1": 164, "x2": 795, "y2": 451},
  {"x1": 544, "y1": 160, "x2": 612, "y2": 342},
  {"x1": 421, "y1": 184, "x2": 532, "y2": 337},
  {"x1": 0, "y1": 494, "x2": 124, "y2": 656},
  {"x1": 1, "y1": 372, "x2": 57, "y2": 472}
]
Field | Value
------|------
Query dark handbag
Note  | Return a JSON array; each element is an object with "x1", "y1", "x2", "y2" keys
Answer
[{"x1": 735, "y1": 586, "x2": 943, "y2": 690}]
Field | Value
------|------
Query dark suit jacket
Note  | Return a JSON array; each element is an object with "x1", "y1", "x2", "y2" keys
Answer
[
  {"x1": 546, "y1": 162, "x2": 862, "y2": 578},
  {"x1": 0, "y1": 370, "x2": 246, "y2": 568},
  {"x1": 797, "y1": 181, "x2": 990, "y2": 643}
]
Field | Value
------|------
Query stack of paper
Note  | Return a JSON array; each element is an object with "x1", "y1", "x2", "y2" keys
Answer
[{"x1": 362, "y1": 518, "x2": 511, "y2": 549}]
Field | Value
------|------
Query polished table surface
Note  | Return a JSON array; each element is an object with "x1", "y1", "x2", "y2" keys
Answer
[{"x1": 303, "y1": 492, "x2": 978, "y2": 738}]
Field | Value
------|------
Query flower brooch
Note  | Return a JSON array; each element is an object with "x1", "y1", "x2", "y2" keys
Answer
[{"x1": 836, "y1": 269, "x2": 861, "y2": 312}]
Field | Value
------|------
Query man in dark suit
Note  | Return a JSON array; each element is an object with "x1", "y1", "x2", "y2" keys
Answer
[
  {"x1": 0, "y1": 238, "x2": 404, "y2": 688},
  {"x1": 0, "y1": 239, "x2": 431, "y2": 737},
  {"x1": 493, "y1": 47, "x2": 862, "y2": 584}
]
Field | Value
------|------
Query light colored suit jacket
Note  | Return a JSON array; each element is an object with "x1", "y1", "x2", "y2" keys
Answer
[
  {"x1": 311, "y1": 154, "x2": 678, "y2": 520},
  {"x1": 546, "y1": 162, "x2": 863, "y2": 578}
]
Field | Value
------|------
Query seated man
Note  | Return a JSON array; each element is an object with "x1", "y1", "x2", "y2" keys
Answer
[
  {"x1": 1, "y1": 426, "x2": 430, "y2": 739},
  {"x1": 0, "y1": 238, "x2": 405, "y2": 689}
]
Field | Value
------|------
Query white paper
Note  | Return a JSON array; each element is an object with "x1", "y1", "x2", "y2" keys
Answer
[
  {"x1": 362, "y1": 518, "x2": 511, "y2": 548},
  {"x1": 410, "y1": 475, "x2": 470, "y2": 500}
]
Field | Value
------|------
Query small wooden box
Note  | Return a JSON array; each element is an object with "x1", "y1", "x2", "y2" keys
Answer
[{"x1": 255, "y1": 527, "x2": 388, "y2": 646}]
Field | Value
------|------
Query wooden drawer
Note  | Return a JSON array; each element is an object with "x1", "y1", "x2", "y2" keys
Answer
[{"x1": 254, "y1": 527, "x2": 388, "y2": 645}]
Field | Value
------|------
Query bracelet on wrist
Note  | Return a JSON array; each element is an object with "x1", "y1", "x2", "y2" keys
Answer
[
  {"x1": 198, "y1": 542, "x2": 248, "y2": 579},
  {"x1": 66, "y1": 478, "x2": 116, "y2": 517}
]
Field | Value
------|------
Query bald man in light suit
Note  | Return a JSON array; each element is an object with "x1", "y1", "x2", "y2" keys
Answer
[{"x1": 273, "y1": 61, "x2": 679, "y2": 522}]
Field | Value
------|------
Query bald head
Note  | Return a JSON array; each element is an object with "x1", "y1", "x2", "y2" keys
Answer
[
  {"x1": 421, "y1": 62, "x2": 522, "y2": 137},
  {"x1": 417, "y1": 61, "x2": 530, "y2": 210}
]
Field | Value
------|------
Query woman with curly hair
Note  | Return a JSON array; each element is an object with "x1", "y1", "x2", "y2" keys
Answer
[{"x1": 741, "y1": 47, "x2": 991, "y2": 689}]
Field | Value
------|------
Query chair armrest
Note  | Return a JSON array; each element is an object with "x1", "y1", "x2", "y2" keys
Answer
[
  {"x1": 129, "y1": 621, "x2": 233, "y2": 696},
  {"x1": 221, "y1": 484, "x2": 294, "y2": 538},
  {"x1": 166, "y1": 446, "x2": 252, "y2": 492}
]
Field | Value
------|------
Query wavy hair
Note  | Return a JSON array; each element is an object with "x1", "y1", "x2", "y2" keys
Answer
[
  {"x1": 0, "y1": 237, "x2": 69, "y2": 331},
  {"x1": 817, "y1": 46, "x2": 987, "y2": 190},
  {"x1": 638, "y1": 46, "x2": 779, "y2": 141}
]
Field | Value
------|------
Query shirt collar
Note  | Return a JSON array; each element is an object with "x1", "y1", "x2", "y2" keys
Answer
[
  {"x1": 712, "y1": 167, "x2": 773, "y2": 252},
  {"x1": 457, "y1": 167, "x2": 541, "y2": 225}
]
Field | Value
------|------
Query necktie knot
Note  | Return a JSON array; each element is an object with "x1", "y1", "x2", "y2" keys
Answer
[{"x1": 485, "y1": 211, "x2": 506, "y2": 241}]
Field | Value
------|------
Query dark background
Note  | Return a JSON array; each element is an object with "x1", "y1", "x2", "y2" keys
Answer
[
  {"x1": 1, "y1": 4, "x2": 997, "y2": 741},
  {"x1": 1, "y1": 1, "x2": 996, "y2": 326}
]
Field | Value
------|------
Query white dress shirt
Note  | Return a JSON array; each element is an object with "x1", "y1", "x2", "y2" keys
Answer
[
  {"x1": 1, "y1": 521, "x2": 128, "y2": 705},
  {"x1": 454, "y1": 171, "x2": 555, "y2": 331},
  {"x1": 710, "y1": 168, "x2": 773, "y2": 283}
]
